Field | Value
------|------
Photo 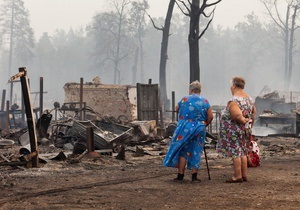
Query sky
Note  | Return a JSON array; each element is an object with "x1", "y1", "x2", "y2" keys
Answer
[{"x1": 14, "y1": 0, "x2": 268, "y2": 39}]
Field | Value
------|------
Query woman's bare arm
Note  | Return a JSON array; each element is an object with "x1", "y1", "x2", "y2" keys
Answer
[
  {"x1": 206, "y1": 107, "x2": 214, "y2": 126},
  {"x1": 228, "y1": 101, "x2": 249, "y2": 124}
]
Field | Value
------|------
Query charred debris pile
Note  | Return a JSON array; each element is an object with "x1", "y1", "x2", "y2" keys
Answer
[
  {"x1": 254, "y1": 90, "x2": 300, "y2": 136},
  {"x1": 0, "y1": 105, "x2": 177, "y2": 169},
  {"x1": 0, "y1": 75, "x2": 185, "y2": 169}
]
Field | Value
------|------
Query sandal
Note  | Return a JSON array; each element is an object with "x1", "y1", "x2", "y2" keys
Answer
[
  {"x1": 225, "y1": 177, "x2": 243, "y2": 183},
  {"x1": 242, "y1": 177, "x2": 248, "y2": 182}
]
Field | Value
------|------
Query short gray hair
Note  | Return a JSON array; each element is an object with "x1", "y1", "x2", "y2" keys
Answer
[
  {"x1": 230, "y1": 76, "x2": 245, "y2": 89},
  {"x1": 189, "y1": 80, "x2": 202, "y2": 93}
]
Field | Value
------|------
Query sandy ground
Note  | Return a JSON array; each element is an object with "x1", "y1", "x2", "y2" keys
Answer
[{"x1": 0, "y1": 136, "x2": 299, "y2": 210}]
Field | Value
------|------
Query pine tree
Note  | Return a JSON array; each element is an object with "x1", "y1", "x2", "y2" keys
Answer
[{"x1": 0, "y1": 0, "x2": 35, "y2": 103}]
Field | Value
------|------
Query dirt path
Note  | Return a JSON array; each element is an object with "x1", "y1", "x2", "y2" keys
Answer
[{"x1": 0, "y1": 137, "x2": 299, "y2": 210}]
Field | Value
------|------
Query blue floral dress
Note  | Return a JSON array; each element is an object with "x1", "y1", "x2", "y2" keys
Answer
[
  {"x1": 163, "y1": 94, "x2": 211, "y2": 170},
  {"x1": 217, "y1": 96, "x2": 254, "y2": 158}
]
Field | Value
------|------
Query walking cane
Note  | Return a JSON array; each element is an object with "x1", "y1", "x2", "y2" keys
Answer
[
  {"x1": 204, "y1": 132, "x2": 217, "y2": 180},
  {"x1": 203, "y1": 137, "x2": 211, "y2": 180}
]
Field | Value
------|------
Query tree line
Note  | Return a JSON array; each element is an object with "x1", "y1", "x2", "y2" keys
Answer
[{"x1": 0, "y1": 0, "x2": 299, "y2": 108}]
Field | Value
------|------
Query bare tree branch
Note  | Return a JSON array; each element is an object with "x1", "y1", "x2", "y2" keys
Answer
[
  {"x1": 261, "y1": 0, "x2": 285, "y2": 30},
  {"x1": 100, "y1": 26, "x2": 118, "y2": 40},
  {"x1": 292, "y1": 50, "x2": 298, "y2": 56},
  {"x1": 146, "y1": 12, "x2": 163, "y2": 31},
  {"x1": 202, "y1": 5, "x2": 216, "y2": 18},
  {"x1": 274, "y1": 0, "x2": 286, "y2": 26},
  {"x1": 206, "y1": 0, "x2": 222, "y2": 7},
  {"x1": 177, "y1": 0, "x2": 191, "y2": 16},
  {"x1": 198, "y1": 7, "x2": 215, "y2": 40}
]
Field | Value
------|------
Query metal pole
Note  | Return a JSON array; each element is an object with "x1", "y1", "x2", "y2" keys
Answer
[
  {"x1": 6, "y1": 100, "x2": 9, "y2": 132},
  {"x1": 80, "y1": 78, "x2": 83, "y2": 120},
  {"x1": 18, "y1": 67, "x2": 39, "y2": 167},
  {"x1": 39, "y1": 77, "x2": 43, "y2": 117}
]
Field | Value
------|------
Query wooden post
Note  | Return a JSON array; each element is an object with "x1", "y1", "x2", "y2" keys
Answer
[
  {"x1": 1, "y1": 90, "x2": 6, "y2": 111},
  {"x1": 86, "y1": 126, "x2": 95, "y2": 153},
  {"x1": 0, "y1": 90, "x2": 6, "y2": 128},
  {"x1": 171, "y1": 91, "x2": 175, "y2": 122},
  {"x1": 9, "y1": 82, "x2": 13, "y2": 107},
  {"x1": 18, "y1": 67, "x2": 39, "y2": 167},
  {"x1": 21, "y1": 93, "x2": 25, "y2": 128},
  {"x1": 137, "y1": 83, "x2": 141, "y2": 121},
  {"x1": 155, "y1": 84, "x2": 159, "y2": 127}
]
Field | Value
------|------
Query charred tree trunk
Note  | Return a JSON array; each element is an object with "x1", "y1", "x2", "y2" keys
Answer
[
  {"x1": 139, "y1": 35, "x2": 145, "y2": 84},
  {"x1": 283, "y1": 5, "x2": 290, "y2": 90},
  {"x1": 188, "y1": 0, "x2": 200, "y2": 83},
  {"x1": 113, "y1": 0, "x2": 127, "y2": 85},
  {"x1": 132, "y1": 47, "x2": 139, "y2": 85},
  {"x1": 287, "y1": 5, "x2": 298, "y2": 89},
  {"x1": 262, "y1": 1, "x2": 299, "y2": 90},
  {"x1": 185, "y1": 0, "x2": 220, "y2": 83},
  {"x1": 159, "y1": 0, "x2": 175, "y2": 110},
  {"x1": 9, "y1": 6, "x2": 15, "y2": 104},
  {"x1": 114, "y1": 25, "x2": 121, "y2": 85}
]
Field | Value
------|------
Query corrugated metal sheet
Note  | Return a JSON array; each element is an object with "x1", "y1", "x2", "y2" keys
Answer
[{"x1": 69, "y1": 120, "x2": 133, "y2": 149}]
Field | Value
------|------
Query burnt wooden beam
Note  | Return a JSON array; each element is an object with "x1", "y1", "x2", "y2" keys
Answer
[
  {"x1": 1, "y1": 89, "x2": 5, "y2": 111},
  {"x1": 18, "y1": 67, "x2": 39, "y2": 167}
]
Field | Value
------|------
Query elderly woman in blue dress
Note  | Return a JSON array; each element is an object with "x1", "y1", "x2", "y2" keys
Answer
[
  {"x1": 217, "y1": 76, "x2": 256, "y2": 183},
  {"x1": 163, "y1": 80, "x2": 213, "y2": 182}
]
